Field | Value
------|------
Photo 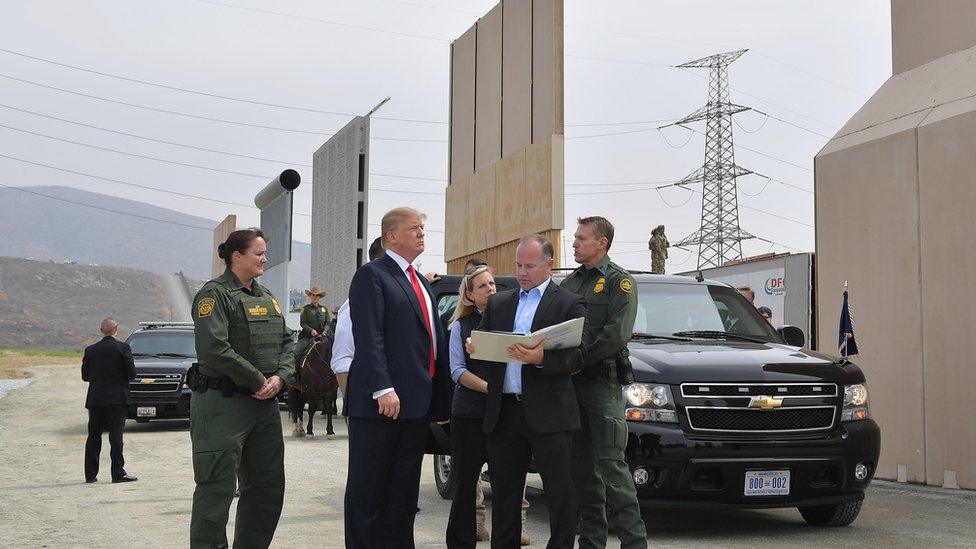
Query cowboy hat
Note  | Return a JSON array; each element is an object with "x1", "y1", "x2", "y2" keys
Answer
[{"x1": 304, "y1": 286, "x2": 326, "y2": 297}]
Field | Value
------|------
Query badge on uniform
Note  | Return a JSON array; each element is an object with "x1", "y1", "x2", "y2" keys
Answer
[
  {"x1": 197, "y1": 297, "x2": 215, "y2": 318},
  {"x1": 271, "y1": 299, "x2": 282, "y2": 316},
  {"x1": 594, "y1": 277, "x2": 606, "y2": 293},
  {"x1": 319, "y1": 307, "x2": 325, "y2": 313},
  {"x1": 620, "y1": 279, "x2": 634, "y2": 294}
]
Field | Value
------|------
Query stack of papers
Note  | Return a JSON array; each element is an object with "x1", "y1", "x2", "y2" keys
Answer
[{"x1": 469, "y1": 317, "x2": 584, "y2": 364}]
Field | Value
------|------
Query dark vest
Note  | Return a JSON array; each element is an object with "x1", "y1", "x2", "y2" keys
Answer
[{"x1": 451, "y1": 311, "x2": 490, "y2": 419}]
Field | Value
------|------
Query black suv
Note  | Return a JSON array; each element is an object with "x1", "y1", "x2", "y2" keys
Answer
[
  {"x1": 427, "y1": 272, "x2": 880, "y2": 527},
  {"x1": 125, "y1": 322, "x2": 195, "y2": 422}
]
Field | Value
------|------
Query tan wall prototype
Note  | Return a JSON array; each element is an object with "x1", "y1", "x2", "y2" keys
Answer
[
  {"x1": 815, "y1": 131, "x2": 926, "y2": 485},
  {"x1": 445, "y1": 136, "x2": 564, "y2": 274},
  {"x1": 447, "y1": 0, "x2": 564, "y2": 272},
  {"x1": 816, "y1": 33, "x2": 976, "y2": 489},
  {"x1": 448, "y1": 230, "x2": 562, "y2": 276},
  {"x1": 891, "y1": 0, "x2": 976, "y2": 74},
  {"x1": 211, "y1": 215, "x2": 237, "y2": 278}
]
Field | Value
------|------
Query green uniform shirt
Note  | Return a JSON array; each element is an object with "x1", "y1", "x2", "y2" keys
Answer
[
  {"x1": 191, "y1": 268, "x2": 295, "y2": 392},
  {"x1": 299, "y1": 303, "x2": 330, "y2": 339},
  {"x1": 560, "y1": 254, "x2": 638, "y2": 366}
]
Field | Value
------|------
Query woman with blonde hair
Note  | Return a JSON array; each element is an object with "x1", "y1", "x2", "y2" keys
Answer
[{"x1": 446, "y1": 265, "x2": 530, "y2": 547}]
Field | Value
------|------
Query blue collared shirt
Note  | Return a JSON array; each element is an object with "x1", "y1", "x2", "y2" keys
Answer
[{"x1": 504, "y1": 278, "x2": 551, "y2": 394}]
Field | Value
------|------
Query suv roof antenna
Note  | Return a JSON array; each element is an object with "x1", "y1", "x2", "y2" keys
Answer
[{"x1": 695, "y1": 270, "x2": 705, "y2": 282}]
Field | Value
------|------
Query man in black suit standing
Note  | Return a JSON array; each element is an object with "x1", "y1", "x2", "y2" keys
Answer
[
  {"x1": 343, "y1": 207, "x2": 453, "y2": 548},
  {"x1": 82, "y1": 317, "x2": 138, "y2": 483},
  {"x1": 466, "y1": 234, "x2": 586, "y2": 549}
]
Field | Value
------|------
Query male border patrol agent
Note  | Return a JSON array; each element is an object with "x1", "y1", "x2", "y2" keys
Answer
[
  {"x1": 561, "y1": 216, "x2": 648, "y2": 549},
  {"x1": 296, "y1": 286, "x2": 330, "y2": 364},
  {"x1": 189, "y1": 228, "x2": 295, "y2": 549}
]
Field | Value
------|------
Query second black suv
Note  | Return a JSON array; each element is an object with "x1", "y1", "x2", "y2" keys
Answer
[{"x1": 125, "y1": 322, "x2": 195, "y2": 422}]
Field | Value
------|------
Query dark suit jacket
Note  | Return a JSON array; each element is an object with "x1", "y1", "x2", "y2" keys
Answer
[
  {"x1": 479, "y1": 280, "x2": 586, "y2": 434},
  {"x1": 81, "y1": 336, "x2": 136, "y2": 409},
  {"x1": 344, "y1": 254, "x2": 453, "y2": 421}
]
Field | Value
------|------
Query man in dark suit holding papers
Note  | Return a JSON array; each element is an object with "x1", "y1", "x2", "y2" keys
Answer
[{"x1": 466, "y1": 234, "x2": 586, "y2": 549}]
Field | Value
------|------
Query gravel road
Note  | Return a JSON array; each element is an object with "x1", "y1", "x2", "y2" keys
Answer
[{"x1": 1, "y1": 364, "x2": 974, "y2": 548}]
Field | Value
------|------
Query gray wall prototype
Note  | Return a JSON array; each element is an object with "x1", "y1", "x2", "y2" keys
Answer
[{"x1": 311, "y1": 116, "x2": 370, "y2": 312}]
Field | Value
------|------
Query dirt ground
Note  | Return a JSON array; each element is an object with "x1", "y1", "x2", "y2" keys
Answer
[
  {"x1": 1, "y1": 364, "x2": 975, "y2": 548},
  {"x1": 0, "y1": 349, "x2": 81, "y2": 379}
]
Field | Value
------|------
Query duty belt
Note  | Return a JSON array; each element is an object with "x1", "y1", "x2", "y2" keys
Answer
[{"x1": 192, "y1": 372, "x2": 252, "y2": 397}]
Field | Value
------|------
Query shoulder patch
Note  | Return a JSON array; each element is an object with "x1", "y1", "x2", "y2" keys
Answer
[
  {"x1": 620, "y1": 279, "x2": 634, "y2": 294},
  {"x1": 197, "y1": 297, "x2": 216, "y2": 317}
]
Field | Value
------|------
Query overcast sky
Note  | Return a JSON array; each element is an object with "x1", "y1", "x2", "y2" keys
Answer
[{"x1": 0, "y1": 0, "x2": 891, "y2": 273}]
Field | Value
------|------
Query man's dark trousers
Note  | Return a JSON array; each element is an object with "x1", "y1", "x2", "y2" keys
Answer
[
  {"x1": 85, "y1": 404, "x2": 127, "y2": 480},
  {"x1": 344, "y1": 416, "x2": 429, "y2": 549},
  {"x1": 487, "y1": 396, "x2": 577, "y2": 549}
]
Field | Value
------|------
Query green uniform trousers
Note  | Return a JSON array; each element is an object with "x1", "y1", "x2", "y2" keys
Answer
[
  {"x1": 571, "y1": 374, "x2": 648, "y2": 549},
  {"x1": 189, "y1": 389, "x2": 285, "y2": 549}
]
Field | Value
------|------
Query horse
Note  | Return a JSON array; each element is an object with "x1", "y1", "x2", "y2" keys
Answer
[{"x1": 288, "y1": 334, "x2": 339, "y2": 437}]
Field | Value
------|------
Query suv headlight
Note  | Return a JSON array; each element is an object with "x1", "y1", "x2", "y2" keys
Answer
[
  {"x1": 842, "y1": 384, "x2": 870, "y2": 421},
  {"x1": 623, "y1": 383, "x2": 677, "y2": 423}
]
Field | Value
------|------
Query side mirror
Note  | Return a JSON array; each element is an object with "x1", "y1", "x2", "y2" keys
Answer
[{"x1": 777, "y1": 325, "x2": 805, "y2": 347}]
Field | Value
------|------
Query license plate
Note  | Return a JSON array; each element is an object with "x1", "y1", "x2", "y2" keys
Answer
[
  {"x1": 744, "y1": 470, "x2": 790, "y2": 496},
  {"x1": 136, "y1": 406, "x2": 156, "y2": 417}
]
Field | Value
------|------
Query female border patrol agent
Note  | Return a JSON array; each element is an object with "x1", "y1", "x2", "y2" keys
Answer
[{"x1": 189, "y1": 228, "x2": 295, "y2": 548}]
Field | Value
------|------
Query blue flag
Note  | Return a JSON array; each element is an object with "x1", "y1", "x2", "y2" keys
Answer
[{"x1": 838, "y1": 290, "x2": 859, "y2": 357}]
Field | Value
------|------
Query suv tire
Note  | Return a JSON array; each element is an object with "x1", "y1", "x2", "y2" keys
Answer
[
  {"x1": 433, "y1": 454, "x2": 458, "y2": 500},
  {"x1": 798, "y1": 499, "x2": 862, "y2": 526}
]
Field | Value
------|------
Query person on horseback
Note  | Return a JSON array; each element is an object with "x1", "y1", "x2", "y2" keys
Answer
[{"x1": 295, "y1": 286, "x2": 329, "y2": 379}]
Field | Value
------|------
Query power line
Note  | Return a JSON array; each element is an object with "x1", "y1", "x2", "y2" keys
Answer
[
  {"x1": 0, "y1": 181, "x2": 214, "y2": 231},
  {"x1": 0, "y1": 103, "x2": 308, "y2": 166},
  {"x1": 0, "y1": 73, "x2": 447, "y2": 142},
  {"x1": 0, "y1": 122, "x2": 269, "y2": 180},
  {"x1": 0, "y1": 103, "x2": 453, "y2": 179},
  {"x1": 0, "y1": 47, "x2": 448, "y2": 125},
  {"x1": 193, "y1": 0, "x2": 449, "y2": 42}
]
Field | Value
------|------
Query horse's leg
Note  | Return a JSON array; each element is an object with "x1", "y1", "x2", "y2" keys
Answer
[
  {"x1": 290, "y1": 390, "x2": 306, "y2": 437},
  {"x1": 306, "y1": 397, "x2": 317, "y2": 437},
  {"x1": 327, "y1": 391, "x2": 337, "y2": 435}
]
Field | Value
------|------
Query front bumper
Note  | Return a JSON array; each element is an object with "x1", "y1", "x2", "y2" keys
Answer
[
  {"x1": 625, "y1": 418, "x2": 881, "y2": 508},
  {"x1": 127, "y1": 390, "x2": 192, "y2": 420}
]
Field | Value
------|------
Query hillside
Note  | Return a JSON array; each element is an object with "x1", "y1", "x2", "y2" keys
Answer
[
  {"x1": 0, "y1": 257, "x2": 174, "y2": 350},
  {"x1": 0, "y1": 186, "x2": 311, "y2": 289}
]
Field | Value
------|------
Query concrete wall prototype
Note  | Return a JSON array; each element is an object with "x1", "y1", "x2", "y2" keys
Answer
[
  {"x1": 814, "y1": 9, "x2": 976, "y2": 489},
  {"x1": 446, "y1": 0, "x2": 564, "y2": 275},
  {"x1": 211, "y1": 215, "x2": 236, "y2": 278},
  {"x1": 891, "y1": 0, "x2": 976, "y2": 74},
  {"x1": 311, "y1": 117, "x2": 370, "y2": 312}
]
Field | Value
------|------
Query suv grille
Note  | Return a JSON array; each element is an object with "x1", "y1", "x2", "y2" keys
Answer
[
  {"x1": 681, "y1": 383, "x2": 837, "y2": 398},
  {"x1": 130, "y1": 374, "x2": 182, "y2": 393},
  {"x1": 686, "y1": 406, "x2": 835, "y2": 432}
]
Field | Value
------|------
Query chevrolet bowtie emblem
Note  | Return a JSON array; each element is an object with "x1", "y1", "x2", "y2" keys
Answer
[
  {"x1": 749, "y1": 395, "x2": 783, "y2": 411},
  {"x1": 140, "y1": 378, "x2": 156, "y2": 384}
]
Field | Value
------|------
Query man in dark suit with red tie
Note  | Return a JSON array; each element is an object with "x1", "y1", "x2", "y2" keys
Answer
[
  {"x1": 466, "y1": 234, "x2": 587, "y2": 549},
  {"x1": 82, "y1": 317, "x2": 138, "y2": 483},
  {"x1": 343, "y1": 206, "x2": 453, "y2": 548}
]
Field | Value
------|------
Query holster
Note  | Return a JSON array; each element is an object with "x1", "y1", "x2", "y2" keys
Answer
[{"x1": 614, "y1": 348, "x2": 636, "y2": 386}]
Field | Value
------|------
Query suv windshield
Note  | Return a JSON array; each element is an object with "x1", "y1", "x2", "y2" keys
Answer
[
  {"x1": 127, "y1": 331, "x2": 197, "y2": 358},
  {"x1": 633, "y1": 283, "x2": 780, "y2": 342}
]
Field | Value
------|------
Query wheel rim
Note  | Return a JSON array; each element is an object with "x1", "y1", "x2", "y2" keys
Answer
[{"x1": 435, "y1": 455, "x2": 452, "y2": 485}]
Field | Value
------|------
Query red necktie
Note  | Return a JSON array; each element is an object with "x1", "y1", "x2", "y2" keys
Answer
[{"x1": 406, "y1": 265, "x2": 436, "y2": 378}]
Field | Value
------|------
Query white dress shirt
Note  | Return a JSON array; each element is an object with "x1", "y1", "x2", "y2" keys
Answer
[
  {"x1": 330, "y1": 299, "x2": 354, "y2": 374},
  {"x1": 372, "y1": 249, "x2": 437, "y2": 399}
]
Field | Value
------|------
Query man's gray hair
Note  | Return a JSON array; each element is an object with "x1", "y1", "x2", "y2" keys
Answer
[
  {"x1": 517, "y1": 234, "x2": 554, "y2": 260},
  {"x1": 100, "y1": 318, "x2": 119, "y2": 336}
]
